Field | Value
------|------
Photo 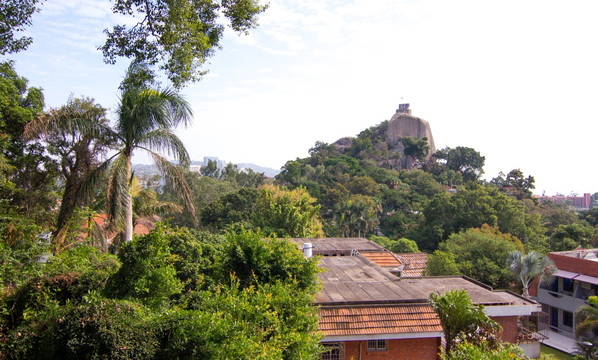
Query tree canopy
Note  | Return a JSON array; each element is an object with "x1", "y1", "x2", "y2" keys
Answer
[
  {"x1": 100, "y1": 0, "x2": 268, "y2": 87},
  {"x1": 433, "y1": 146, "x2": 485, "y2": 182},
  {"x1": 0, "y1": 60, "x2": 57, "y2": 222},
  {"x1": 0, "y1": 0, "x2": 42, "y2": 54},
  {"x1": 427, "y1": 225, "x2": 524, "y2": 289}
]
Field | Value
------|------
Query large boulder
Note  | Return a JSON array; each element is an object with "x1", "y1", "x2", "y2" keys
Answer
[{"x1": 385, "y1": 103, "x2": 436, "y2": 156}]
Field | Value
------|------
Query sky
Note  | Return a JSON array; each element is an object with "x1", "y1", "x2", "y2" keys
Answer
[{"x1": 7, "y1": 0, "x2": 598, "y2": 196}]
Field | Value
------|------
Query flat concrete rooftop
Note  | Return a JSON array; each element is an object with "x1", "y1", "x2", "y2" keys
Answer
[
  {"x1": 317, "y1": 255, "x2": 537, "y2": 309},
  {"x1": 551, "y1": 248, "x2": 598, "y2": 261},
  {"x1": 316, "y1": 255, "x2": 426, "y2": 305},
  {"x1": 292, "y1": 237, "x2": 386, "y2": 256}
]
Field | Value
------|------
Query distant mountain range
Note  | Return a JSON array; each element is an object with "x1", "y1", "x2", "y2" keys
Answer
[
  {"x1": 133, "y1": 159, "x2": 281, "y2": 178},
  {"x1": 235, "y1": 163, "x2": 281, "y2": 178}
]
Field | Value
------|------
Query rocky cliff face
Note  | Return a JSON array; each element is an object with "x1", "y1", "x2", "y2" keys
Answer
[{"x1": 385, "y1": 104, "x2": 436, "y2": 156}]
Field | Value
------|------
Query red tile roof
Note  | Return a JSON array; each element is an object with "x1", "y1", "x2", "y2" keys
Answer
[
  {"x1": 361, "y1": 252, "x2": 402, "y2": 268},
  {"x1": 395, "y1": 253, "x2": 429, "y2": 277},
  {"x1": 318, "y1": 304, "x2": 442, "y2": 336}
]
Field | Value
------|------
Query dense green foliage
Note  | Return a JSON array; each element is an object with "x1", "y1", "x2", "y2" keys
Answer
[
  {"x1": 269, "y1": 120, "x2": 596, "y2": 258},
  {"x1": 0, "y1": 214, "x2": 47, "y2": 289},
  {"x1": 0, "y1": 61, "x2": 57, "y2": 223},
  {"x1": 430, "y1": 289, "x2": 501, "y2": 354},
  {"x1": 442, "y1": 341, "x2": 525, "y2": 360},
  {"x1": 196, "y1": 184, "x2": 323, "y2": 237},
  {"x1": 427, "y1": 225, "x2": 524, "y2": 289},
  {"x1": 369, "y1": 235, "x2": 419, "y2": 253},
  {"x1": 433, "y1": 146, "x2": 485, "y2": 182},
  {"x1": 575, "y1": 296, "x2": 598, "y2": 339},
  {"x1": 104, "y1": 228, "x2": 183, "y2": 307},
  {"x1": 0, "y1": 226, "x2": 321, "y2": 359}
]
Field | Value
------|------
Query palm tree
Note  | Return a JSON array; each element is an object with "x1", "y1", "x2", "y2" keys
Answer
[
  {"x1": 576, "y1": 296, "x2": 598, "y2": 339},
  {"x1": 89, "y1": 64, "x2": 195, "y2": 243},
  {"x1": 429, "y1": 289, "x2": 501, "y2": 354},
  {"x1": 25, "y1": 97, "x2": 114, "y2": 245},
  {"x1": 573, "y1": 337, "x2": 597, "y2": 359},
  {"x1": 130, "y1": 176, "x2": 182, "y2": 226},
  {"x1": 332, "y1": 195, "x2": 379, "y2": 237},
  {"x1": 507, "y1": 250, "x2": 556, "y2": 298}
]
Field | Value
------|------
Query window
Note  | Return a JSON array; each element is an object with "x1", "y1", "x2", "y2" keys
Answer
[
  {"x1": 550, "y1": 279, "x2": 559, "y2": 292},
  {"x1": 321, "y1": 343, "x2": 343, "y2": 360},
  {"x1": 367, "y1": 339, "x2": 387, "y2": 351},
  {"x1": 563, "y1": 311, "x2": 573, "y2": 328},
  {"x1": 563, "y1": 278, "x2": 574, "y2": 294}
]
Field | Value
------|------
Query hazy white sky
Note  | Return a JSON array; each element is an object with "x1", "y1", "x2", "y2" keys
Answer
[{"x1": 7, "y1": 0, "x2": 598, "y2": 195}]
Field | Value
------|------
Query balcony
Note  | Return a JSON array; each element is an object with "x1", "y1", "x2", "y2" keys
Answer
[{"x1": 537, "y1": 288, "x2": 586, "y2": 313}]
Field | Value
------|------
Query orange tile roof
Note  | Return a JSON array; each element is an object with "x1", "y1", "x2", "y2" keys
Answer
[
  {"x1": 318, "y1": 304, "x2": 442, "y2": 336},
  {"x1": 361, "y1": 252, "x2": 402, "y2": 268},
  {"x1": 395, "y1": 253, "x2": 429, "y2": 277},
  {"x1": 78, "y1": 214, "x2": 155, "y2": 244}
]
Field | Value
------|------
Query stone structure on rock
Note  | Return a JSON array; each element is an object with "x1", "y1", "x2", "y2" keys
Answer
[{"x1": 385, "y1": 103, "x2": 436, "y2": 156}]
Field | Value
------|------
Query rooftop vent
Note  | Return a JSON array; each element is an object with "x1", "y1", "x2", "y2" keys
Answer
[{"x1": 303, "y1": 243, "x2": 313, "y2": 258}]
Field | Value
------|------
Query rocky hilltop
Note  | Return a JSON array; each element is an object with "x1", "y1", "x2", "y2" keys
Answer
[
  {"x1": 331, "y1": 103, "x2": 436, "y2": 169},
  {"x1": 385, "y1": 103, "x2": 436, "y2": 155}
]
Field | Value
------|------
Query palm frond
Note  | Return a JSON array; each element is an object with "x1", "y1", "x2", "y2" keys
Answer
[
  {"x1": 78, "y1": 154, "x2": 119, "y2": 205},
  {"x1": 105, "y1": 153, "x2": 131, "y2": 230},
  {"x1": 25, "y1": 98, "x2": 115, "y2": 141},
  {"x1": 576, "y1": 303, "x2": 598, "y2": 336},
  {"x1": 117, "y1": 87, "x2": 192, "y2": 145},
  {"x1": 137, "y1": 128, "x2": 190, "y2": 167},
  {"x1": 149, "y1": 151, "x2": 196, "y2": 222},
  {"x1": 139, "y1": 87, "x2": 193, "y2": 128},
  {"x1": 508, "y1": 250, "x2": 556, "y2": 296},
  {"x1": 133, "y1": 187, "x2": 183, "y2": 218},
  {"x1": 148, "y1": 202, "x2": 183, "y2": 215},
  {"x1": 130, "y1": 176, "x2": 143, "y2": 198}
]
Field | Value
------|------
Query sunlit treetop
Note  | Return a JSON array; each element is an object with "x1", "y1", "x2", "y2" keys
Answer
[{"x1": 100, "y1": 0, "x2": 268, "y2": 88}]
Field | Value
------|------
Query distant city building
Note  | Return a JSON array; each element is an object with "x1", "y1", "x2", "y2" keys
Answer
[
  {"x1": 203, "y1": 156, "x2": 227, "y2": 169},
  {"x1": 535, "y1": 193, "x2": 591, "y2": 209},
  {"x1": 189, "y1": 157, "x2": 229, "y2": 173}
]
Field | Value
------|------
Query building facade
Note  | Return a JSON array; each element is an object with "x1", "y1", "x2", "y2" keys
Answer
[
  {"x1": 535, "y1": 193, "x2": 592, "y2": 209},
  {"x1": 533, "y1": 249, "x2": 598, "y2": 338}
]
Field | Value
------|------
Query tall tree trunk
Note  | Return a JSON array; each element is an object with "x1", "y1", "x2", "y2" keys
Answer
[
  {"x1": 124, "y1": 155, "x2": 134, "y2": 242},
  {"x1": 53, "y1": 175, "x2": 80, "y2": 242}
]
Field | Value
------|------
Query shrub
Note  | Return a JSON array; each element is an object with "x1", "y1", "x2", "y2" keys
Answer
[
  {"x1": 4, "y1": 296, "x2": 158, "y2": 360},
  {"x1": 217, "y1": 229, "x2": 320, "y2": 292},
  {"x1": 104, "y1": 229, "x2": 181, "y2": 308}
]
